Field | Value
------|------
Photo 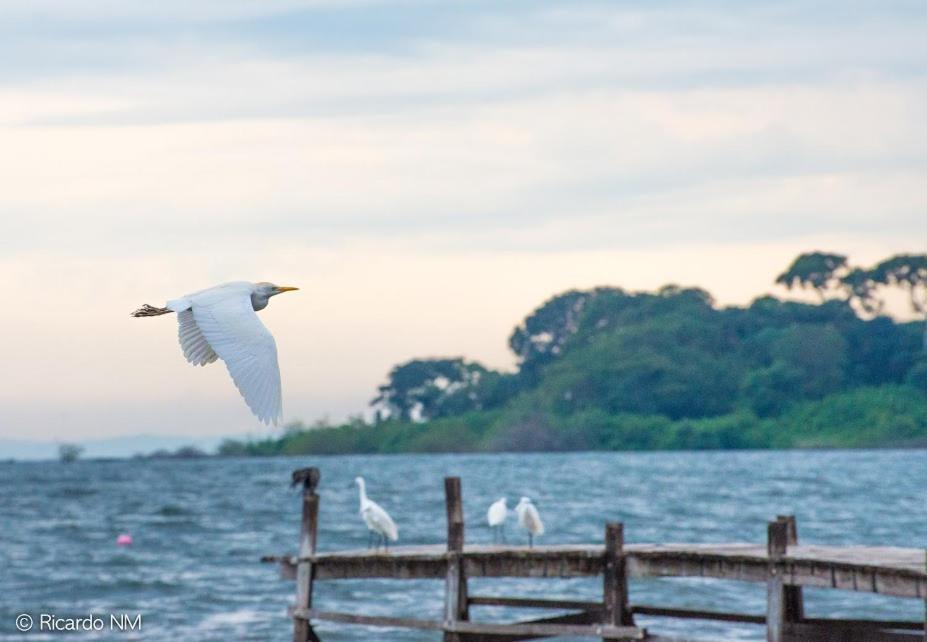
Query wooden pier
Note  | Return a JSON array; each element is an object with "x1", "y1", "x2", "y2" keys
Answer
[{"x1": 263, "y1": 468, "x2": 927, "y2": 641}]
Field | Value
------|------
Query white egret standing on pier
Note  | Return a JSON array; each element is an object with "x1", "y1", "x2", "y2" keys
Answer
[
  {"x1": 131, "y1": 281, "x2": 298, "y2": 425},
  {"x1": 487, "y1": 498, "x2": 508, "y2": 543},
  {"x1": 515, "y1": 497, "x2": 544, "y2": 547},
  {"x1": 355, "y1": 477, "x2": 398, "y2": 550}
]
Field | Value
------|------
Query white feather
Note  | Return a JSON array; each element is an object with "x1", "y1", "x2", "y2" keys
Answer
[
  {"x1": 516, "y1": 497, "x2": 544, "y2": 536},
  {"x1": 172, "y1": 282, "x2": 282, "y2": 425},
  {"x1": 487, "y1": 498, "x2": 508, "y2": 527},
  {"x1": 356, "y1": 477, "x2": 399, "y2": 541},
  {"x1": 177, "y1": 309, "x2": 219, "y2": 366}
]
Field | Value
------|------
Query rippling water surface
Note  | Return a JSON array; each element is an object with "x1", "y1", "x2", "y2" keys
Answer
[{"x1": 2, "y1": 450, "x2": 927, "y2": 640}]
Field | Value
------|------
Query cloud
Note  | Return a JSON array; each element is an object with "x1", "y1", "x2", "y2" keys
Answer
[
  {"x1": 0, "y1": 0, "x2": 925, "y2": 439},
  {"x1": 1, "y1": 79, "x2": 924, "y2": 257}
]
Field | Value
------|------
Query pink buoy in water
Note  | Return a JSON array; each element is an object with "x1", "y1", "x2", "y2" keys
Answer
[{"x1": 116, "y1": 534, "x2": 133, "y2": 547}]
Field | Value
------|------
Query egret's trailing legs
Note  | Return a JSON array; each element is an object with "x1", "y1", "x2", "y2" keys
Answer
[{"x1": 130, "y1": 304, "x2": 173, "y2": 317}]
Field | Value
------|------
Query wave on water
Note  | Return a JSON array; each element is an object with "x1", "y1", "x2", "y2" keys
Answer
[{"x1": 3, "y1": 451, "x2": 926, "y2": 641}]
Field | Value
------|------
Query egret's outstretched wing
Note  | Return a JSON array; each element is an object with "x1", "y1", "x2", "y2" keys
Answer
[
  {"x1": 177, "y1": 310, "x2": 219, "y2": 366},
  {"x1": 192, "y1": 292, "x2": 282, "y2": 425}
]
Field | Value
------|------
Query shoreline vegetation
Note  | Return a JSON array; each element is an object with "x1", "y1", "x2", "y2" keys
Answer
[
  {"x1": 214, "y1": 251, "x2": 927, "y2": 458},
  {"x1": 214, "y1": 385, "x2": 927, "y2": 456}
]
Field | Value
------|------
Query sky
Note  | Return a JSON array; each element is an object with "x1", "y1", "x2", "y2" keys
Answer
[{"x1": 1, "y1": 1, "x2": 926, "y2": 443}]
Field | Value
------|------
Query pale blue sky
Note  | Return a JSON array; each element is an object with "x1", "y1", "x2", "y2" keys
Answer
[{"x1": 1, "y1": 1, "x2": 925, "y2": 441}]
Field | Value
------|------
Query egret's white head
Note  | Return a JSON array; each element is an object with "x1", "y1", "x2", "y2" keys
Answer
[
  {"x1": 251, "y1": 282, "x2": 299, "y2": 311},
  {"x1": 355, "y1": 476, "x2": 365, "y2": 486},
  {"x1": 518, "y1": 496, "x2": 532, "y2": 505}
]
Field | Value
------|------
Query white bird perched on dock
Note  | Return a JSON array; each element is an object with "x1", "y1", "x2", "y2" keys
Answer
[
  {"x1": 131, "y1": 281, "x2": 298, "y2": 425},
  {"x1": 515, "y1": 497, "x2": 544, "y2": 548},
  {"x1": 355, "y1": 476, "x2": 398, "y2": 550},
  {"x1": 487, "y1": 498, "x2": 508, "y2": 544}
]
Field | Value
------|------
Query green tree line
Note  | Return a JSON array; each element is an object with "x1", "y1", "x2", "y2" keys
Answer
[{"x1": 219, "y1": 251, "x2": 927, "y2": 456}]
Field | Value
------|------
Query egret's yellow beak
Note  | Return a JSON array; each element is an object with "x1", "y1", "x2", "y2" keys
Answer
[{"x1": 275, "y1": 286, "x2": 299, "y2": 293}]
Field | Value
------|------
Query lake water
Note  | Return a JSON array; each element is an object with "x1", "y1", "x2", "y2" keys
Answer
[{"x1": 2, "y1": 451, "x2": 926, "y2": 641}]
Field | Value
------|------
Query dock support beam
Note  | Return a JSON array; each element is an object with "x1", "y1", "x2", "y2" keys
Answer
[
  {"x1": 444, "y1": 477, "x2": 469, "y2": 642},
  {"x1": 776, "y1": 515, "x2": 803, "y2": 625},
  {"x1": 603, "y1": 522, "x2": 633, "y2": 639},
  {"x1": 767, "y1": 519, "x2": 790, "y2": 642},
  {"x1": 293, "y1": 468, "x2": 321, "y2": 642}
]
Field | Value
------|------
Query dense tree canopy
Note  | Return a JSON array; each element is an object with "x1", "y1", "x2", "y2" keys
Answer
[
  {"x1": 371, "y1": 358, "x2": 517, "y2": 421},
  {"x1": 368, "y1": 252, "x2": 925, "y2": 425},
  {"x1": 221, "y1": 250, "x2": 927, "y2": 456},
  {"x1": 367, "y1": 257, "x2": 923, "y2": 431},
  {"x1": 775, "y1": 252, "x2": 849, "y2": 300},
  {"x1": 871, "y1": 254, "x2": 927, "y2": 351}
]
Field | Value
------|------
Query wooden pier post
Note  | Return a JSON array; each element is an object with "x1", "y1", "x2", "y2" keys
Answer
[
  {"x1": 776, "y1": 515, "x2": 803, "y2": 624},
  {"x1": 443, "y1": 477, "x2": 468, "y2": 642},
  {"x1": 767, "y1": 519, "x2": 790, "y2": 642},
  {"x1": 603, "y1": 522, "x2": 633, "y2": 638},
  {"x1": 293, "y1": 468, "x2": 321, "y2": 642}
]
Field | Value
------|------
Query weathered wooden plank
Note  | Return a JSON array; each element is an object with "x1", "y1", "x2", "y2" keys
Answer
[
  {"x1": 296, "y1": 608, "x2": 444, "y2": 630},
  {"x1": 270, "y1": 542, "x2": 927, "y2": 596},
  {"x1": 801, "y1": 618, "x2": 923, "y2": 631},
  {"x1": 312, "y1": 554, "x2": 447, "y2": 580},
  {"x1": 784, "y1": 622, "x2": 923, "y2": 642},
  {"x1": 461, "y1": 548, "x2": 603, "y2": 578},
  {"x1": 468, "y1": 596, "x2": 603, "y2": 611},
  {"x1": 303, "y1": 542, "x2": 747, "y2": 565},
  {"x1": 628, "y1": 555, "x2": 770, "y2": 582},
  {"x1": 630, "y1": 605, "x2": 765, "y2": 625},
  {"x1": 459, "y1": 611, "x2": 599, "y2": 642},
  {"x1": 447, "y1": 621, "x2": 645, "y2": 639},
  {"x1": 789, "y1": 562, "x2": 921, "y2": 598},
  {"x1": 294, "y1": 609, "x2": 646, "y2": 639}
]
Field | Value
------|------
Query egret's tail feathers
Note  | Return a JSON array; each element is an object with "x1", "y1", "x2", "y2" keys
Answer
[{"x1": 131, "y1": 304, "x2": 173, "y2": 317}]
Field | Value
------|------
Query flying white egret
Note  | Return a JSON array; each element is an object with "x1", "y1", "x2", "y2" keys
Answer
[
  {"x1": 487, "y1": 497, "x2": 508, "y2": 544},
  {"x1": 515, "y1": 496, "x2": 544, "y2": 548},
  {"x1": 131, "y1": 281, "x2": 298, "y2": 425},
  {"x1": 355, "y1": 476, "x2": 398, "y2": 550}
]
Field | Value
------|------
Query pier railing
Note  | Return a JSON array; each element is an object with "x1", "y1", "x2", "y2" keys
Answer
[{"x1": 263, "y1": 468, "x2": 927, "y2": 641}]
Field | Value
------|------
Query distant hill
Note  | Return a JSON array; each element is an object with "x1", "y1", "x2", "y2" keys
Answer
[
  {"x1": 1, "y1": 435, "x2": 224, "y2": 461},
  {"x1": 219, "y1": 251, "x2": 927, "y2": 456}
]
